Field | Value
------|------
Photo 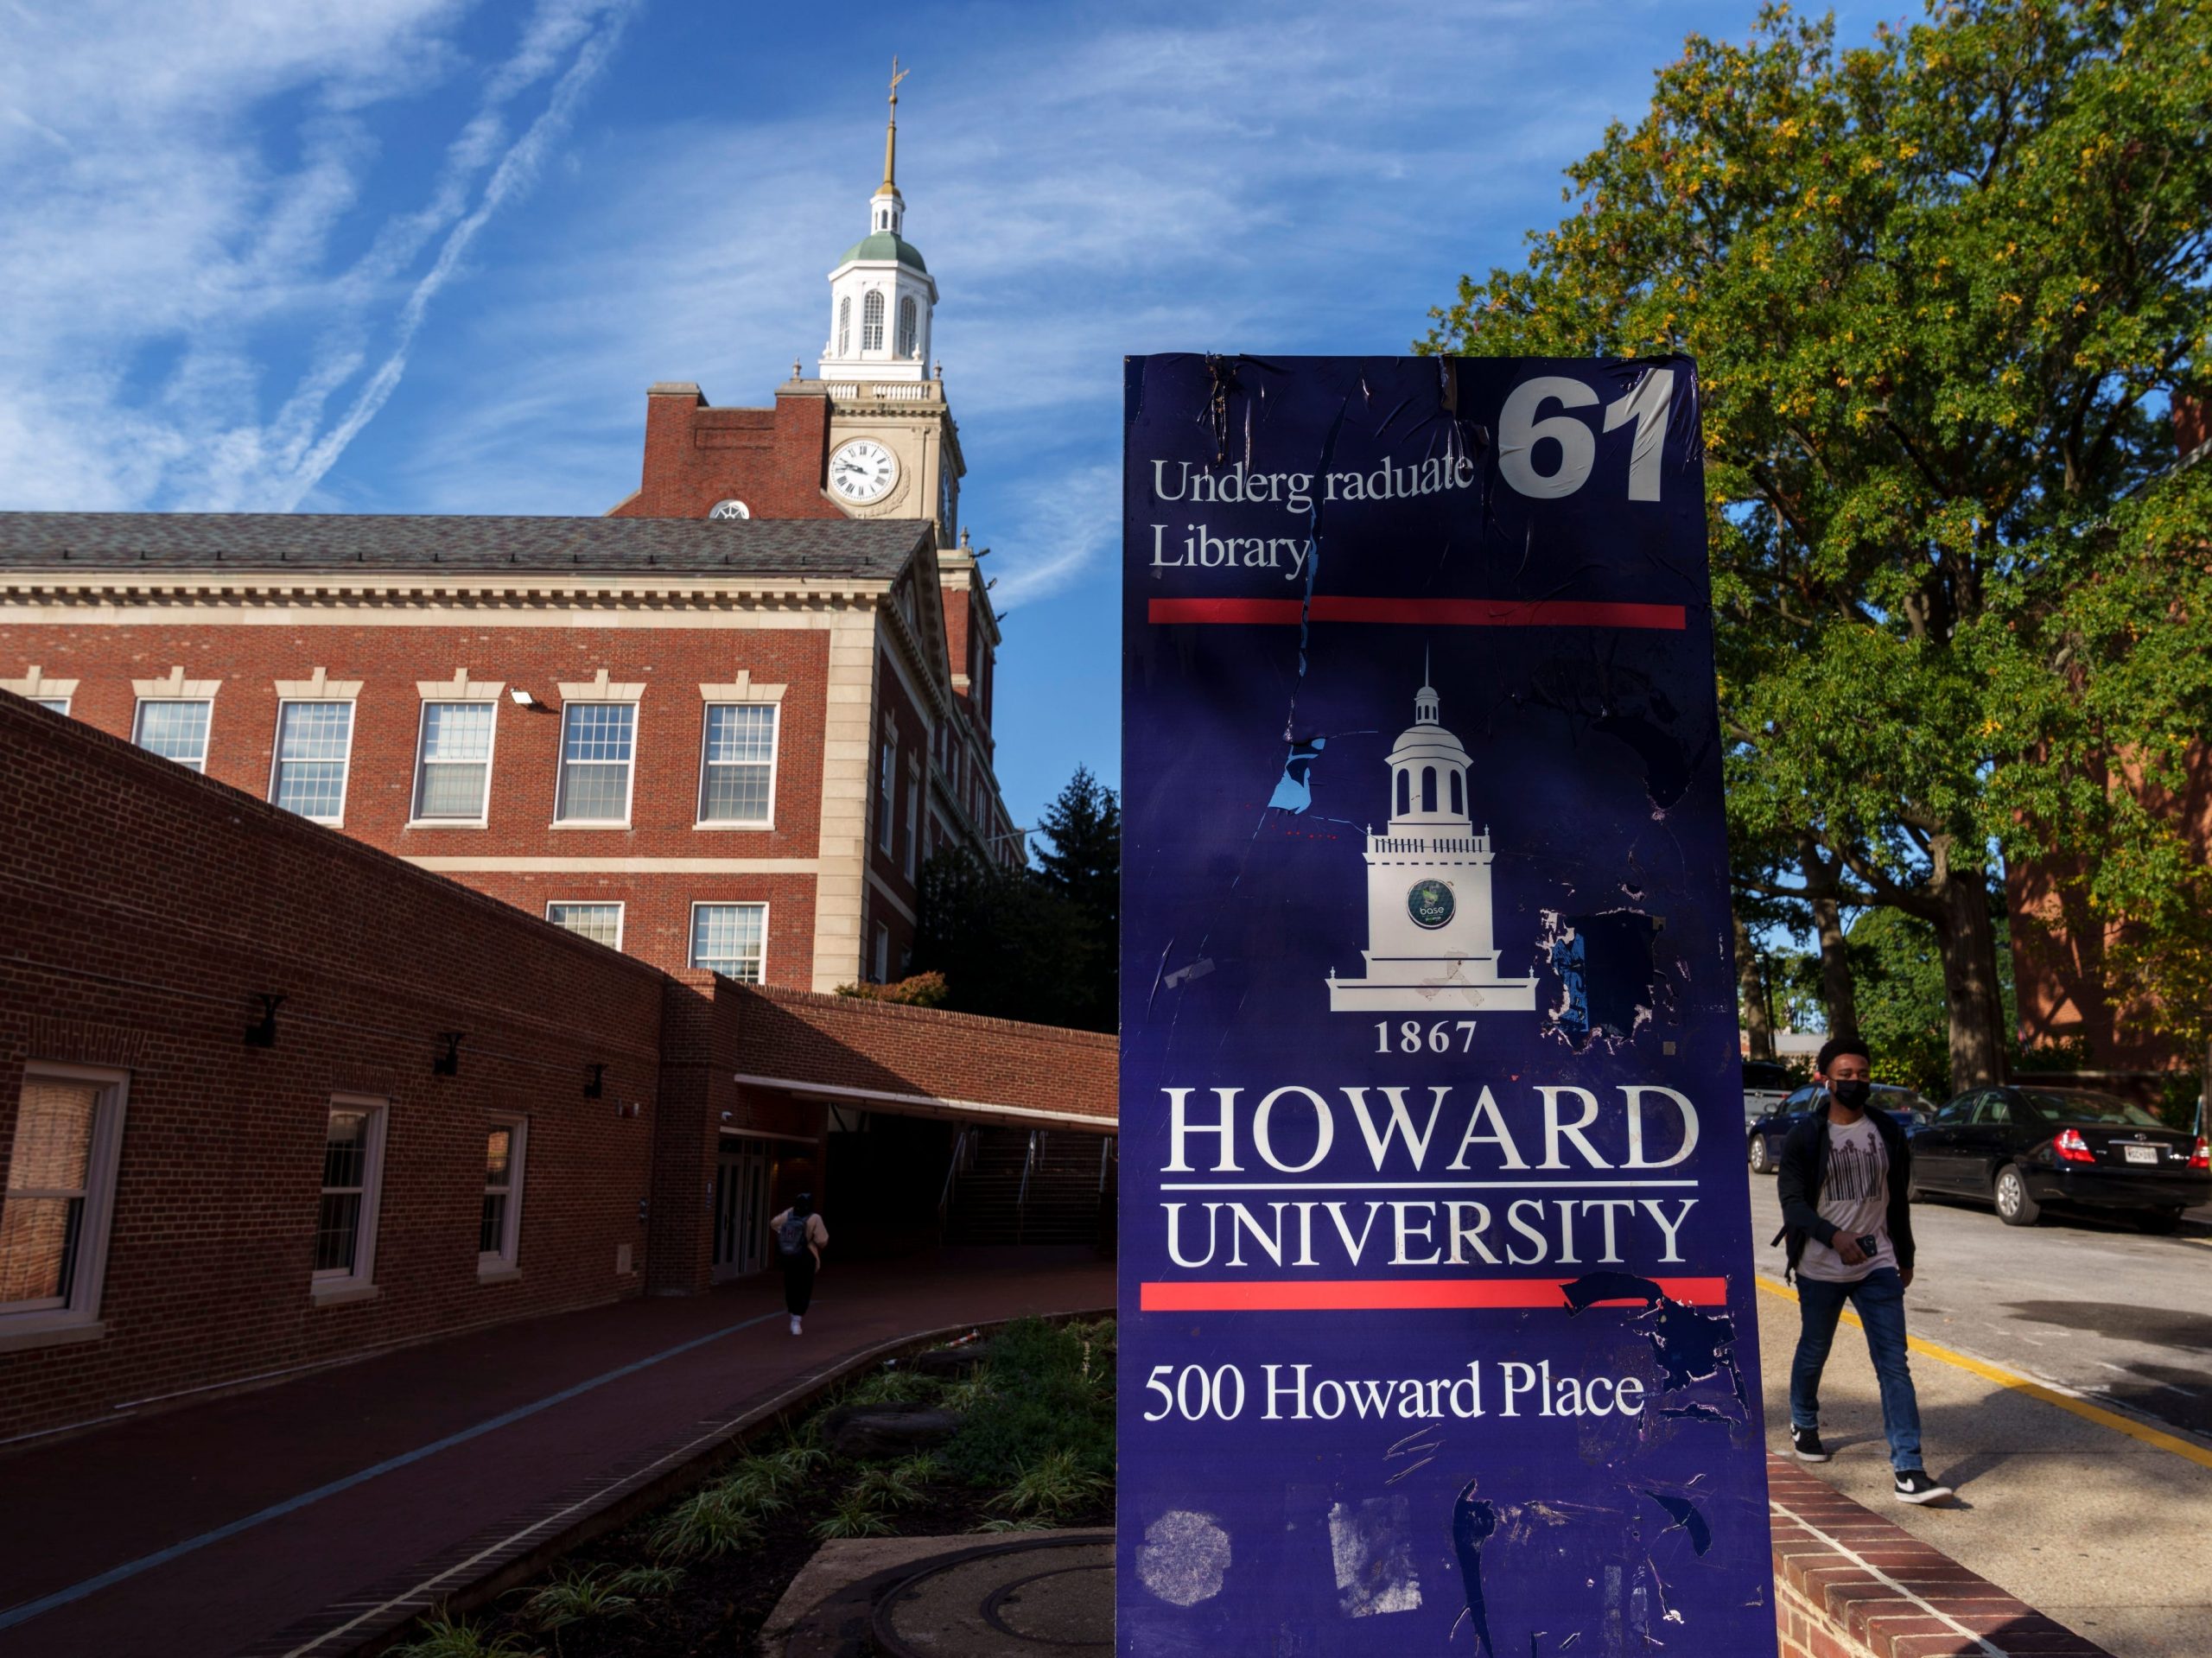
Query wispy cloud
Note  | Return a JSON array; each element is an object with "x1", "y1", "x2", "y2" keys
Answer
[{"x1": 0, "y1": 0, "x2": 634, "y2": 511}]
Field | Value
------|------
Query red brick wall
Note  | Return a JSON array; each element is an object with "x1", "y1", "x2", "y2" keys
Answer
[
  {"x1": 0, "y1": 695, "x2": 670, "y2": 1442},
  {"x1": 729, "y1": 984, "x2": 1117, "y2": 1127},
  {"x1": 0, "y1": 621, "x2": 832, "y2": 983},
  {"x1": 611, "y1": 385, "x2": 843, "y2": 520},
  {"x1": 867, "y1": 645, "x2": 931, "y2": 976}
]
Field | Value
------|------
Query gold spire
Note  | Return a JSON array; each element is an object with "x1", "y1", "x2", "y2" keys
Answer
[{"x1": 881, "y1": 56, "x2": 910, "y2": 193}]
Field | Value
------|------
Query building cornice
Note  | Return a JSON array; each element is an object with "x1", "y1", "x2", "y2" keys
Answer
[{"x1": 0, "y1": 571, "x2": 894, "y2": 613}]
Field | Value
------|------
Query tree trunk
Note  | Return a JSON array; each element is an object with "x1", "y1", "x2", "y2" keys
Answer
[
  {"x1": 1810, "y1": 890, "x2": 1858, "y2": 1039},
  {"x1": 1733, "y1": 909, "x2": 1775, "y2": 1060},
  {"x1": 1932, "y1": 860, "x2": 2008, "y2": 1094},
  {"x1": 1796, "y1": 835, "x2": 1859, "y2": 1039}
]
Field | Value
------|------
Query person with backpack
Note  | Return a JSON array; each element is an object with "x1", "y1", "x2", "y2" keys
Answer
[
  {"x1": 1774, "y1": 1035, "x2": 1951, "y2": 1504},
  {"x1": 770, "y1": 1192, "x2": 828, "y2": 1335}
]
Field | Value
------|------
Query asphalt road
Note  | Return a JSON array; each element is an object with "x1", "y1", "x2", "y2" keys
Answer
[{"x1": 1744, "y1": 1161, "x2": 2212, "y2": 1442}]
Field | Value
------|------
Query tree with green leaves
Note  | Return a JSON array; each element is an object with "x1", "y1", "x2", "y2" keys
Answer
[
  {"x1": 1424, "y1": 0, "x2": 2212, "y2": 1092},
  {"x1": 1036, "y1": 765, "x2": 1121, "y2": 938}
]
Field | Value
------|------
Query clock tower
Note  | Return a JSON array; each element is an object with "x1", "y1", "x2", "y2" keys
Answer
[
  {"x1": 812, "y1": 60, "x2": 963, "y2": 544},
  {"x1": 1326, "y1": 670, "x2": 1540, "y2": 1013}
]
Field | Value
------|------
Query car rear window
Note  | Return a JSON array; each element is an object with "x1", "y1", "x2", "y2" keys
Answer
[
  {"x1": 2015, "y1": 1090, "x2": 2166, "y2": 1128},
  {"x1": 1743, "y1": 1062, "x2": 1794, "y2": 1091},
  {"x1": 1872, "y1": 1087, "x2": 1936, "y2": 1119}
]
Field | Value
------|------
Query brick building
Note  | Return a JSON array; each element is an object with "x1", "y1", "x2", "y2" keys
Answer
[
  {"x1": 0, "y1": 696, "x2": 1114, "y2": 1442},
  {"x1": 2007, "y1": 402, "x2": 2212, "y2": 1085},
  {"x1": 0, "y1": 511, "x2": 1005, "y2": 993},
  {"x1": 0, "y1": 82, "x2": 1015, "y2": 995}
]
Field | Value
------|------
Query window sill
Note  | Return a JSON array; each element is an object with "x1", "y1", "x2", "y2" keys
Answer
[
  {"x1": 691, "y1": 821, "x2": 776, "y2": 833},
  {"x1": 0, "y1": 1318, "x2": 106, "y2": 1354},
  {"x1": 310, "y1": 1280, "x2": 381, "y2": 1307},
  {"x1": 548, "y1": 821, "x2": 632, "y2": 831},
  {"x1": 476, "y1": 1263, "x2": 523, "y2": 1285},
  {"x1": 404, "y1": 819, "x2": 490, "y2": 831}
]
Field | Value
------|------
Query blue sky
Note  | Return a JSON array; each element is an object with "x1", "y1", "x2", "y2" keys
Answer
[{"x1": 0, "y1": 0, "x2": 1891, "y2": 836}]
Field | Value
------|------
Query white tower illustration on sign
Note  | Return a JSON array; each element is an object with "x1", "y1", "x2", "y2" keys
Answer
[{"x1": 1326, "y1": 666, "x2": 1539, "y2": 1013}]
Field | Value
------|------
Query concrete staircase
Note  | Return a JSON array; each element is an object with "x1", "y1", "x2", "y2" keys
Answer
[{"x1": 941, "y1": 1128, "x2": 1115, "y2": 1248}]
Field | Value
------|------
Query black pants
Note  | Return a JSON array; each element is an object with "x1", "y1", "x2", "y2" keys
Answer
[{"x1": 780, "y1": 1252, "x2": 817, "y2": 1316}]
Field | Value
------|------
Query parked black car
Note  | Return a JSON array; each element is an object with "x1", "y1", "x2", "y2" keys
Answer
[
  {"x1": 1911, "y1": 1086, "x2": 2209, "y2": 1230},
  {"x1": 1745, "y1": 1084, "x2": 1936, "y2": 1175}
]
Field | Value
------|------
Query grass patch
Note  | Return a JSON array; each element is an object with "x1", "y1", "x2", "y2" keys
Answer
[{"x1": 444, "y1": 1315, "x2": 1115, "y2": 1658}]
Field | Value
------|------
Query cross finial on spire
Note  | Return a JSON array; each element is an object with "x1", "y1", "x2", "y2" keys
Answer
[{"x1": 882, "y1": 56, "x2": 910, "y2": 191}]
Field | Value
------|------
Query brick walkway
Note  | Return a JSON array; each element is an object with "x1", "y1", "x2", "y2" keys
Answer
[{"x1": 0, "y1": 1255, "x2": 1112, "y2": 1658}]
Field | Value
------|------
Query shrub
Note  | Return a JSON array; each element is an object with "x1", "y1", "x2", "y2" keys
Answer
[
  {"x1": 516, "y1": 1566, "x2": 635, "y2": 1630},
  {"x1": 941, "y1": 1319, "x2": 1114, "y2": 1490},
  {"x1": 391, "y1": 1615, "x2": 542, "y2": 1658},
  {"x1": 648, "y1": 1488, "x2": 762, "y2": 1561}
]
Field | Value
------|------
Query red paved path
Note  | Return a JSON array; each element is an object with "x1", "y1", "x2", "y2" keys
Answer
[{"x1": 0, "y1": 1255, "x2": 1113, "y2": 1658}]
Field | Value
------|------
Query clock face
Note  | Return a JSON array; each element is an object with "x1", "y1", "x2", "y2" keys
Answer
[{"x1": 830, "y1": 438, "x2": 899, "y2": 505}]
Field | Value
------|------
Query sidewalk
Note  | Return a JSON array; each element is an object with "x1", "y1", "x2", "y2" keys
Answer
[
  {"x1": 0, "y1": 1255, "x2": 1113, "y2": 1658},
  {"x1": 1753, "y1": 1275, "x2": 2212, "y2": 1658}
]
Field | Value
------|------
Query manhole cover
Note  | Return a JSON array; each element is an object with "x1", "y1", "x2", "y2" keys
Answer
[{"x1": 873, "y1": 1536, "x2": 1113, "y2": 1656}]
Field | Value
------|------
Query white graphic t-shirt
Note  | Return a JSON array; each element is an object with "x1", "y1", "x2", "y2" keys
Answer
[{"x1": 1796, "y1": 1113, "x2": 1896, "y2": 1284}]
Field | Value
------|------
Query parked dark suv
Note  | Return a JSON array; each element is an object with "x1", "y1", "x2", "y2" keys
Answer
[
  {"x1": 1912, "y1": 1086, "x2": 2209, "y2": 1230},
  {"x1": 1745, "y1": 1084, "x2": 1934, "y2": 1173}
]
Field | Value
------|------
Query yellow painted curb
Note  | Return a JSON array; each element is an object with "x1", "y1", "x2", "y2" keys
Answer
[{"x1": 1753, "y1": 1273, "x2": 2212, "y2": 1473}]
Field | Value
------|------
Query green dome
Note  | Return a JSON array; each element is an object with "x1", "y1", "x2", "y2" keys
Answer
[{"x1": 836, "y1": 231, "x2": 928, "y2": 274}]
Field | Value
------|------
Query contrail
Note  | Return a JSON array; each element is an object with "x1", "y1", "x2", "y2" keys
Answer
[{"x1": 276, "y1": 0, "x2": 639, "y2": 510}]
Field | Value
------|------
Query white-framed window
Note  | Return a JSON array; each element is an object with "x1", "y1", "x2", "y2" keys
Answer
[
  {"x1": 270, "y1": 701, "x2": 356, "y2": 823},
  {"x1": 546, "y1": 901, "x2": 624, "y2": 949},
  {"x1": 861, "y1": 289, "x2": 885, "y2": 351},
  {"x1": 898, "y1": 295, "x2": 918, "y2": 357},
  {"x1": 874, "y1": 921, "x2": 891, "y2": 985},
  {"x1": 413, "y1": 701, "x2": 497, "y2": 822},
  {"x1": 313, "y1": 1096, "x2": 387, "y2": 1299},
  {"x1": 30, "y1": 696, "x2": 69, "y2": 716},
  {"x1": 878, "y1": 737, "x2": 897, "y2": 854},
  {"x1": 837, "y1": 295, "x2": 851, "y2": 358},
  {"x1": 904, "y1": 766, "x2": 918, "y2": 880},
  {"x1": 698, "y1": 704, "x2": 778, "y2": 826},
  {"x1": 690, "y1": 902, "x2": 767, "y2": 983},
  {"x1": 1, "y1": 1062, "x2": 130, "y2": 1342},
  {"x1": 556, "y1": 702, "x2": 637, "y2": 824},
  {"x1": 133, "y1": 699, "x2": 211, "y2": 772},
  {"x1": 480, "y1": 1117, "x2": 527, "y2": 1274}
]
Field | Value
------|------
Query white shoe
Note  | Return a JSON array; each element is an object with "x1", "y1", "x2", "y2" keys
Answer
[{"x1": 790, "y1": 1316, "x2": 802, "y2": 1335}]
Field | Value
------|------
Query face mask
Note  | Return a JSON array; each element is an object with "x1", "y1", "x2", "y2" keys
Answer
[{"x1": 1831, "y1": 1079, "x2": 1872, "y2": 1109}]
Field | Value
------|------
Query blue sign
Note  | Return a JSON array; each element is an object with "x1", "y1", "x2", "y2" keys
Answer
[{"x1": 1118, "y1": 355, "x2": 1775, "y2": 1655}]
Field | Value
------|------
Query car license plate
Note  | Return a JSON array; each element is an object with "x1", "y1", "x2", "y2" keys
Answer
[{"x1": 2123, "y1": 1145, "x2": 2158, "y2": 1165}]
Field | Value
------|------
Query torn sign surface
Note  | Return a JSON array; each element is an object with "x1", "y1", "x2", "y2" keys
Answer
[{"x1": 1119, "y1": 356, "x2": 1776, "y2": 1656}]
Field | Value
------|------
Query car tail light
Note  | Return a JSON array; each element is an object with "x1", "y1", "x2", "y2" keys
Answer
[
  {"x1": 2191, "y1": 1136, "x2": 2209, "y2": 1172},
  {"x1": 2053, "y1": 1128, "x2": 2096, "y2": 1164}
]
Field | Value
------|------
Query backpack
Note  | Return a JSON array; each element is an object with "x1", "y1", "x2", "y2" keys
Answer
[{"x1": 775, "y1": 1212, "x2": 810, "y2": 1259}]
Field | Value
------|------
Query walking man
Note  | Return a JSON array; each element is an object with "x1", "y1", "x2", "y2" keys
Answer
[{"x1": 1776, "y1": 1035, "x2": 1953, "y2": 1504}]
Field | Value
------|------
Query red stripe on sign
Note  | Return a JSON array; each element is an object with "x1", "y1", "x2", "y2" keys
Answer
[
  {"x1": 1147, "y1": 597, "x2": 1687, "y2": 630},
  {"x1": 1138, "y1": 1278, "x2": 1728, "y2": 1312}
]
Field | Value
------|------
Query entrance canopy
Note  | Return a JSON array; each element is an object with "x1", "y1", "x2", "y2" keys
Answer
[{"x1": 728, "y1": 983, "x2": 1117, "y2": 1134}]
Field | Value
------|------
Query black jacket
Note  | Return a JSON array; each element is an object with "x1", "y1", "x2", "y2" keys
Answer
[{"x1": 1772, "y1": 1100, "x2": 1916, "y2": 1282}]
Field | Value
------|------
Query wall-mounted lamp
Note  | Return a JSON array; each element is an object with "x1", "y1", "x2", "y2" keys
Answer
[
  {"x1": 245, "y1": 993, "x2": 286, "y2": 1048},
  {"x1": 508, "y1": 687, "x2": 547, "y2": 711},
  {"x1": 584, "y1": 1064, "x2": 605, "y2": 1099},
  {"x1": 433, "y1": 1032, "x2": 466, "y2": 1076}
]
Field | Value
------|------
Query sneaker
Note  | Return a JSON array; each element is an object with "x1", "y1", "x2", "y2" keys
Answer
[
  {"x1": 1790, "y1": 1426, "x2": 1830, "y2": 1463},
  {"x1": 1893, "y1": 1469, "x2": 1952, "y2": 1505},
  {"x1": 789, "y1": 1316, "x2": 802, "y2": 1336}
]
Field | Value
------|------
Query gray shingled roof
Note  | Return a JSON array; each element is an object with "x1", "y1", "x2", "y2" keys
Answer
[{"x1": 0, "y1": 512, "x2": 927, "y2": 579}]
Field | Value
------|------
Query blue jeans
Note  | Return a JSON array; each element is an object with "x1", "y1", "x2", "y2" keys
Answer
[{"x1": 1790, "y1": 1267, "x2": 1923, "y2": 1471}]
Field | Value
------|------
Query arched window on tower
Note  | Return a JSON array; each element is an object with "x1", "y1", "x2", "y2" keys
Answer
[
  {"x1": 898, "y1": 296, "x2": 918, "y2": 358},
  {"x1": 1450, "y1": 772, "x2": 1464, "y2": 815},
  {"x1": 1421, "y1": 767, "x2": 1438, "y2": 812},
  {"x1": 837, "y1": 295, "x2": 851, "y2": 358},
  {"x1": 862, "y1": 290, "x2": 886, "y2": 351},
  {"x1": 1396, "y1": 769, "x2": 1410, "y2": 817}
]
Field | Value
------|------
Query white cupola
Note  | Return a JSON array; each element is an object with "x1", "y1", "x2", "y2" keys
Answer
[
  {"x1": 1385, "y1": 659, "x2": 1473, "y2": 829},
  {"x1": 819, "y1": 59, "x2": 938, "y2": 382}
]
